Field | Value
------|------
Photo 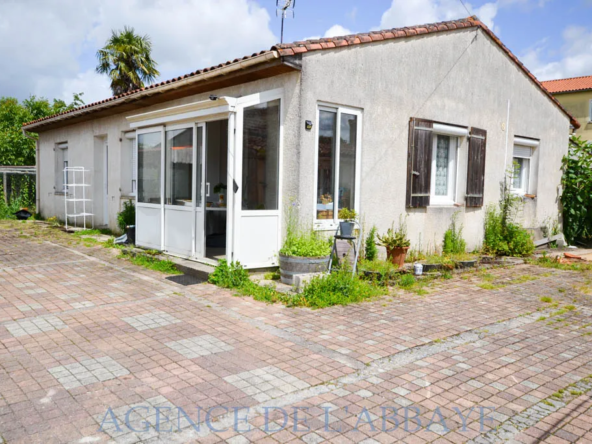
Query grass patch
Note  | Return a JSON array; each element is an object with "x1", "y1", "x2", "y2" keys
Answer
[
  {"x1": 263, "y1": 270, "x2": 281, "y2": 281},
  {"x1": 507, "y1": 275, "x2": 538, "y2": 285},
  {"x1": 73, "y1": 228, "x2": 113, "y2": 236},
  {"x1": 398, "y1": 274, "x2": 416, "y2": 289},
  {"x1": 528, "y1": 256, "x2": 592, "y2": 272},
  {"x1": 540, "y1": 296, "x2": 553, "y2": 303},
  {"x1": 119, "y1": 251, "x2": 181, "y2": 274},
  {"x1": 209, "y1": 260, "x2": 386, "y2": 309},
  {"x1": 478, "y1": 282, "x2": 504, "y2": 290}
]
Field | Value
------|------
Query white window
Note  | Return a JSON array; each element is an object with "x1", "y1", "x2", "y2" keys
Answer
[
  {"x1": 512, "y1": 137, "x2": 539, "y2": 195},
  {"x1": 512, "y1": 145, "x2": 532, "y2": 195},
  {"x1": 315, "y1": 104, "x2": 362, "y2": 226},
  {"x1": 589, "y1": 99, "x2": 592, "y2": 122},
  {"x1": 55, "y1": 142, "x2": 68, "y2": 193},
  {"x1": 430, "y1": 134, "x2": 458, "y2": 205}
]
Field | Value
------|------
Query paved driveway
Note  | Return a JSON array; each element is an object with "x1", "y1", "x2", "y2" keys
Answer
[{"x1": 1, "y1": 221, "x2": 592, "y2": 443}]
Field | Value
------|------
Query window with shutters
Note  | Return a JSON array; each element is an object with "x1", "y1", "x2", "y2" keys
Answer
[
  {"x1": 55, "y1": 142, "x2": 68, "y2": 193},
  {"x1": 430, "y1": 134, "x2": 458, "y2": 205},
  {"x1": 511, "y1": 138, "x2": 538, "y2": 195},
  {"x1": 315, "y1": 104, "x2": 362, "y2": 227}
]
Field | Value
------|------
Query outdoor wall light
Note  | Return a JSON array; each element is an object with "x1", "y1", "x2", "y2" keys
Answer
[{"x1": 305, "y1": 120, "x2": 313, "y2": 130}]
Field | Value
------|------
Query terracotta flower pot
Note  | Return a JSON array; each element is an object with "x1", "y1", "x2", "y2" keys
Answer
[{"x1": 386, "y1": 246, "x2": 409, "y2": 269}]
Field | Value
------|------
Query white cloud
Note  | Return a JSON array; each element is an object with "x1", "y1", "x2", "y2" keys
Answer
[
  {"x1": 0, "y1": 0, "x2": 277, "y2": 104},
  {"x1": 522, "y1": 26, "x2": 592, "y2": 80},
  {"x1": 324, "y1": 25, "x2": 353, "y2": 38},
  {"x1": 379, "y1": 0, "x2": 499, "y2": 33}
]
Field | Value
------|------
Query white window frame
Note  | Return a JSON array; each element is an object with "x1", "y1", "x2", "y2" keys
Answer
[
  {"x1": 429, "y1": 133, "x2": 458, "y2": 206},
  {"x1": 124, "y1": 132, "x2": 137, "y2": 196},
  {"x1": 55, "y1": 142, "x2": 68, "y2": 193},
  {"x1": 313, "y1": 103, "x2": 362, "y2": 230},
  {"x1": 511, "y1": 137, "x2": 539, "y2": 196}
]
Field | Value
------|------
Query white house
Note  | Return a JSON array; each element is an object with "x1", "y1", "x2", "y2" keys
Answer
[{"x1": 23, "y1": 17, "x2": 578, "y2": 268}]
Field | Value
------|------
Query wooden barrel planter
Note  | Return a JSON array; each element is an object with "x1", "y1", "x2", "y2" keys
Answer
[{"x1": 279, "y1": 253, "x2": 330, "y2": 285}]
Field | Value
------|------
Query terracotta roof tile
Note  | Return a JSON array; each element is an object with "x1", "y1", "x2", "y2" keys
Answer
[
  {"x1": 541, "y1": 76, "x2": 592, "y2": 94},
  {"x1": 23, "y1": 16, "x2": 579, "y2": 129}
]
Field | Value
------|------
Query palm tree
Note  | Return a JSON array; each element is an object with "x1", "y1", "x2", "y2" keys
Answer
[{"x1": 96, "y1": 26, "x2": 160, "y2": 96}]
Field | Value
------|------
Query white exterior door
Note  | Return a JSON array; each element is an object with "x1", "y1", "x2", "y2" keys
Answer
[{"x1": 232, "y1": 89, "x2": 283, "y2": 268}]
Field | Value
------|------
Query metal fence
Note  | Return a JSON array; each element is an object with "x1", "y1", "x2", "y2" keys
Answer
[{"x1": 0, "y1": 166, "x2": 36, "y2": 209}]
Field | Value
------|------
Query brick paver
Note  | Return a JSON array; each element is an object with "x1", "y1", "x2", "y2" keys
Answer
[{"x1": 1, "y1": 220, "x2": 592, "y2": 443}]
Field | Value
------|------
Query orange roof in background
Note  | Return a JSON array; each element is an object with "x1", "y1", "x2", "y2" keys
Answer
[
  {"x1": 542, "y1": 75, "x2": 592, "y2": 94},
  {"x1": 22, "y1": 16, "x2": 580, "y2": 130}
]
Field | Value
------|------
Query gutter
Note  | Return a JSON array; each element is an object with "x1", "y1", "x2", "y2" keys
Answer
[
  {"x1": 23, "y1": 51, "x2": 280, "y2": 132},
  {"x1": 21, "y1": 128, "x2": 40, "y2": 212}
]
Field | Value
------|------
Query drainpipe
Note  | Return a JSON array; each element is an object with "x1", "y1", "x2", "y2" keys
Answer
[{"x1": 21, "y1": 128, "x2": 40, "y2": 212}]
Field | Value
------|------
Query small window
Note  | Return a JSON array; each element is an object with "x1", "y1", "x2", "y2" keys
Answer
[
  {"x1": 138, "y1": 132, "x2": 162, "y2": 204},
  {"x1": 589, "y1": 99, "x2": 592, "y2": 122},
  {"x1": 512, "y1": 145, "x2": 532, "y2": 195},
  {"x1": 55, "y1": 142, "x2": 68, "y2": 192},
  {"x1": 165, "y1": 127, "x2": 193, "y2": 206},
  {"x1": 430, "y1": 134, "x2": 457, "y2": 205},
  {"x1": 122, "y1": 132, "x2": 137, "y2": 196},
  {"x1": 315, "y1": 105, "x2": 361, "y2": 224}
]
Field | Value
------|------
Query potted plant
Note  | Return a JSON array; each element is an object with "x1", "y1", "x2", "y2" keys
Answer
[
  {"x1": 377, "y1": 217, "x2": 411, "y2": 268},
  {"x1": 279, "y1": 202, "x2": 332, "y2": 285},
  {"x1": 338, "y1": 208, "x2": 357, "y2": 237},
  {"x1": 213, "y1": 183, "x2": 227, "y2": 205}
]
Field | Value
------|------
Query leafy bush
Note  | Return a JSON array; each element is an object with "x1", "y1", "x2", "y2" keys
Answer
[
  {"x1": 561, "y1": 136, "x2": 592, "y2": 244},
  {"x1": 482, "y1": 167, "x2": 534, "y2": 257},
  {"x1": 377, "y1": 216, "x2": 410, "y2": 249},
  {"x1": 337, "y1": 207, "x2": 357, "y2": 221},
  {"x1": 359, "y1": 258, "x2": 396, "y2": 284},
  {"x1": 365, "y1": 226, "x2": 378, "y2": 261},
  {"x1": 208, "y1": 259, "x2": 250, "y2": 288},
  {"x1": 280, "y1": 202, "x2": 331, "y2": 257},
  {"x1": 297, "y1": 269, "x2": 385, "y2": 308},
  {"x1": 0, "y1": 176, "x2": 35, "y2": 220},
  {"x1": 442, "y1": 212, "x2": 466, "y2": 254},
  {"x1": 117, "y1": 200, "x2": 135, "y2": 232},
  {"x1": 399, "y1": 274, "x2": 416, "y2": 288}
]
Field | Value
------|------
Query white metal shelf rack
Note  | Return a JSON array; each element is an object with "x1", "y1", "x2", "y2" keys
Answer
[{"x1": 63, "y1": 167, "x2": 93, "y2": 230}]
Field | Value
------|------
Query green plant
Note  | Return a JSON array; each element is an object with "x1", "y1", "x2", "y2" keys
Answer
[
  {"x1": 119, "y1": 251, "x2": 180, "y2": 274},
  {"x1": 296, "y1": 268, "x2": 385, "y2": 308},
  {"x1": 399, "y1": 274, "x2": 416, "y2": 288},
  {"x1": 359, "y1": 259, "x2": 397, "y2": 284},
  {"x1": 213, "y1": 183, "x2": 227, "y2": 194},
  {"x1": 117, "y1": 200, "x2": 135, "y2": 232},
  {"x1": 338, "y1": 208, "x2": 357, "y2": 222},
  {"x1": 209, "y1": 259, "x2": 250, "y2": 288},
  {"x1": 377, "y1": 216, "x2": 410, "y2": 249},
  {"x1": 280, "y1": 202, "x2": 331, "y2": 257},
  {"x1": 561, "y1": 136, "x2": 592, "y2": 244},
  {"x1": 365, "y1": 226, "x2": 378, "y2": 261},
  {"x1": 482, "y1": 167, "x2": 534, "y2": 257},
  {"x1": 442, "y1": 212, "x2": 466, "y2": 254}
]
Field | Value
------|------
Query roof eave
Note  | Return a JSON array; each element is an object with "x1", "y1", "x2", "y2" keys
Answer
[{"x1": 23, "y1": 51, "x2": 281, "y2": 132}]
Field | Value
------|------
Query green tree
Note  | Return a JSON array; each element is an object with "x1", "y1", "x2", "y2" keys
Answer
[
  {"x1": 0, "y1": 94, "x2": 83, "y2": 166},
  {"x1": 96, "y1": 26, "x2": 160, "y2": 96},
  {"x1": 561, "y1": 136, "x2": 592, "y2": 244}
]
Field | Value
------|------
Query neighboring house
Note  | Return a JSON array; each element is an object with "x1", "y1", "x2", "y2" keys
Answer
[
  {"x1": 542, "y1": 75, "x2": 592, "y2": 141},
  {"x1": 22, "y1": 16, "x2": 578, "y2": 269}
]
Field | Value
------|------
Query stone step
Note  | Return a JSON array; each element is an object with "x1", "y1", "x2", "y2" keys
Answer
[{"x1": 168, "y1": 257, "x2": 215, "y2": 281}]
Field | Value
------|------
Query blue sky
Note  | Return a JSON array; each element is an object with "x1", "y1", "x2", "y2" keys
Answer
[{"x1": 1, "y1": 0, "x2": 591, "y2": 105}]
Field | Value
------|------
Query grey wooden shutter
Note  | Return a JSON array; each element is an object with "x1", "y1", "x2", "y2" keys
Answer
[
  {"x1": 406, "y1": 118, "x2": 433, "y2": 208},
  {"x1": 466, "y1": 127, "x2": 487, "y2": 207}
]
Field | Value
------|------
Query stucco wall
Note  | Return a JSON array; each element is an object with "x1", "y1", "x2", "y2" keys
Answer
[
  {"x1": 553, "y1": 90, "x2": 592, "y2": 141},
  {"x1": 297, "y1": 27, "x2": 570, "y2": 252},
  {"x1": 37, "y1": 72, "x2": 301, "y2": 232}
]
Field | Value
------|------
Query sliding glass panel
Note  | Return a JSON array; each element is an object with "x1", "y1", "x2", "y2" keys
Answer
[
  {"x1": 138, "y1": 132, "x2": 162, "y2": 204},
  {"x1": 317, "y1": 110, "x2": 336, "y2": 219},
  {"x1": 242, "y1": 99, "x2": 280, "y2": 210},
  {"x1": 338, "y1": 113, "x2": 357, "y2": 213},
  {"x1": 196, "y1": 126, "x2": 203, "y2": 208},
  {"x1": 165, "y1": 128, "x2": 193, "y2": 206}
]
